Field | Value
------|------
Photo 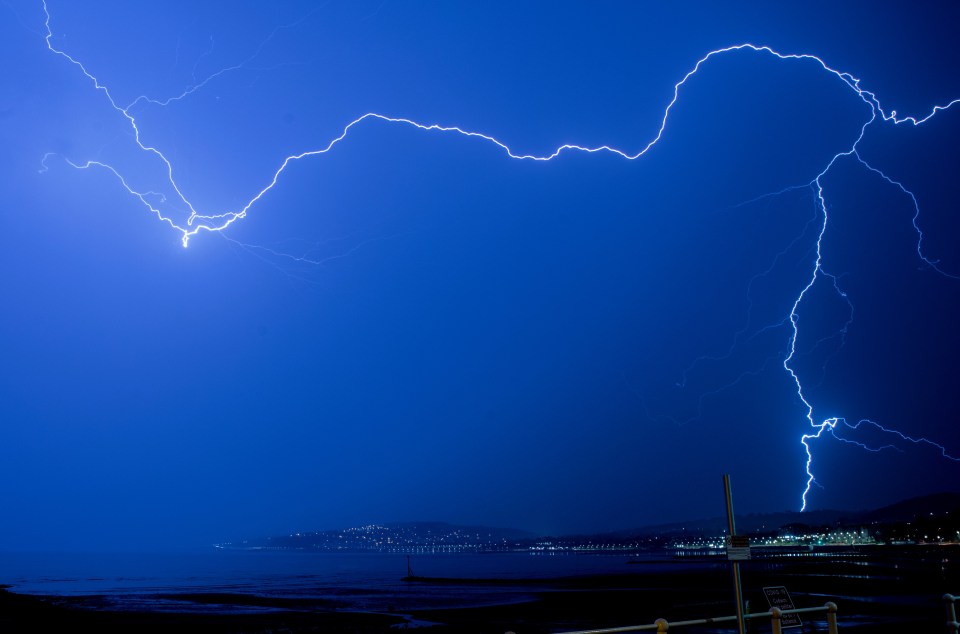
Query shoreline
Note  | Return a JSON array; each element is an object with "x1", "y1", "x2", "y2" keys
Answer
[{"x1": 2, "y1": 556, "x2": 955, "y2": 633}]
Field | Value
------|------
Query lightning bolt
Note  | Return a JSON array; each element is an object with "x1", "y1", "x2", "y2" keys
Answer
[
  {"x1": 37, "y1": 1, "x2": 960, "y2": 510},
  {"x1": 787, "y1": 153, "x2": 957, "y2": 510}
]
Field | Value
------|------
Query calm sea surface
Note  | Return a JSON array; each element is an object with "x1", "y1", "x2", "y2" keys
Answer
[
  {"x1": 6, "y1": 547, "x2": 954, "y2": 616},
  {"x1": 0, "y1": 550, "x2": 690, "y2": 612},
  {"x1": 2, "y1": 545, "x2": 957, "y2": 634}
]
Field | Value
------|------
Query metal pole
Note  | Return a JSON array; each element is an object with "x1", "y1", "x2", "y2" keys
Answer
[{"x1": 723, "y1": 474, "x2": 746, "y2": 634}]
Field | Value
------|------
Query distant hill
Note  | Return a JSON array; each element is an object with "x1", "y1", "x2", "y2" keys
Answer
[
  {"x1": 385, "y1": 521, "x2": 535, "y2": 541},
  {"x1": 592, "y1": 508, "x2": 847, "y2": 540},
  {"x1": 226, "y1": 492, "x2": 960, "y2": 550},
  {"x1": 576, "y1": 491, "x2": 960, "y2": 539},
  {"x1": 857, "y1": 491, "x2": 960, "y2": 524},
  {"x1": 219, "y1": 521, "x2": 536, "y2": 551}
]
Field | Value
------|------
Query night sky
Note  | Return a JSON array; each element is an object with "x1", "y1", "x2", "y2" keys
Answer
[{"x1": 1, "y1": 1, "x2": 958, "y2": 552}]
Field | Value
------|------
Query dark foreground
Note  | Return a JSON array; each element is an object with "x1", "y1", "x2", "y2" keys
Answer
[{"x1": 2, "y1": 550, "x2": 955, "y2": 633}]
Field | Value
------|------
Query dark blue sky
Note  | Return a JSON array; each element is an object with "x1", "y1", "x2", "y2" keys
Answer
[{"x1": 1, "y1": 1, "x2": 958, "y2": 552}]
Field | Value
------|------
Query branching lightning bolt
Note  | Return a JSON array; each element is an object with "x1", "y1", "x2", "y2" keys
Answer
[
  {"x1": 37, "y1": 1, "x2": 960, "y2": 511},
  {"x1": 786, "y1": 148, "x2": 957, "y2": 510}
]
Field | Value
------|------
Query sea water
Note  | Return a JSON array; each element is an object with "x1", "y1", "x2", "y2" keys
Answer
[{"x1": 0, "y1": 550, "x2": 688, "y2": 613}]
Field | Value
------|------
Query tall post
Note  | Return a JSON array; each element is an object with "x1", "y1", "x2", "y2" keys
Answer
[{"x1": 724, "y1": 474, "x2": 746, "y2": 634}]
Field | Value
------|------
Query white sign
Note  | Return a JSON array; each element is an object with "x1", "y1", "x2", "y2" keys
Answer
[{"x1": 763, "y1": 586, "x2": 802, "y2": 628}]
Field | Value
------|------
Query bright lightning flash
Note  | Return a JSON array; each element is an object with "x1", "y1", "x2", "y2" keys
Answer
[{"x1": 37, "y1": 1, "x2": 960, "y2": 511}]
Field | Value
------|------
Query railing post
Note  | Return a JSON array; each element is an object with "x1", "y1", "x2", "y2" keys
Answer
[
  {"x1": 945, "y1": 594, "x2": 958, "y2": 634},
  {"x1": 825, "y1": 601, "x2": 838, "y2": 634},
  {"x1": 770, "y1": 607, "x2": 783, "y2": 634},
  {"x1": 655, "y1": 617, "x2": 669, "y2": 632}
]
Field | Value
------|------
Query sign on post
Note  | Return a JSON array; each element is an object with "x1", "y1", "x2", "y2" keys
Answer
[
  {"x1": 725, "y1": 535, "x2": 751, "y2": 561},
  {"x1": 763, "y1": 586, "x2": 802, "y2": 628}
]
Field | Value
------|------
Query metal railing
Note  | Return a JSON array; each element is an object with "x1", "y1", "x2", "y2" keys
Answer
[
  {"x1": 505, "y1": 602, "x2": 839, "y2": 634},
  {"x1": 947, "y1": 594, "x2": 959, "y2": 634}
]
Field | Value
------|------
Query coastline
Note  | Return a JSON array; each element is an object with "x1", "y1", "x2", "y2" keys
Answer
[{"x1": 2, "y1": 554, "x2": 955, "y2": 634}]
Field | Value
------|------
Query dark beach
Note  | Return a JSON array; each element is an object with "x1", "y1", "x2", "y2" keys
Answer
[{"x1": 2, "y1": 548, "x2": 956, "y2": 633}]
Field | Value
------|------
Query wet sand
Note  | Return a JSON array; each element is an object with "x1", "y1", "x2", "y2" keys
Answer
[{"x1": 1, "y1": 552, "x2": 955, "y2": 633}]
